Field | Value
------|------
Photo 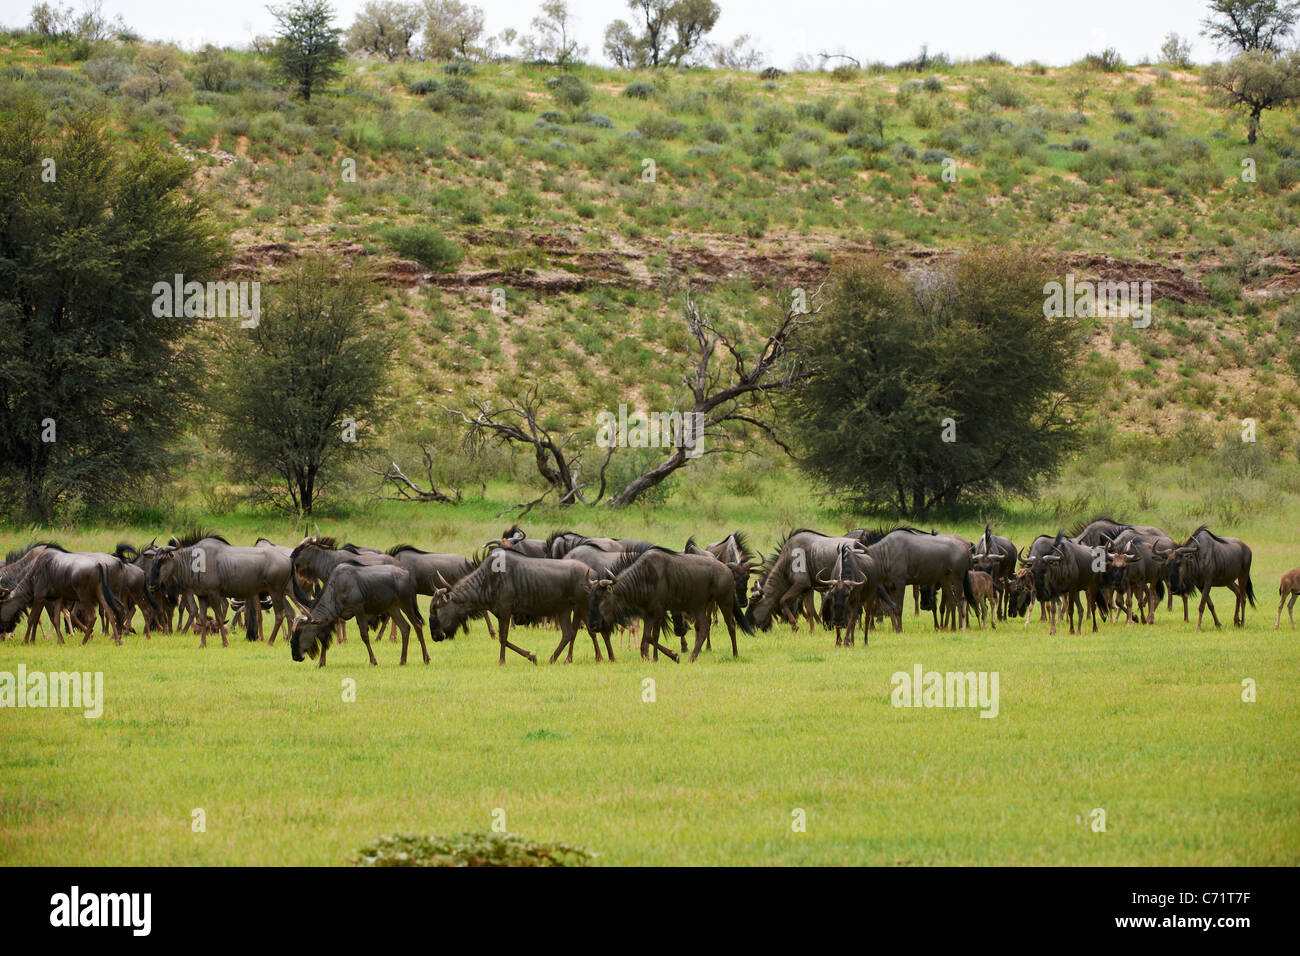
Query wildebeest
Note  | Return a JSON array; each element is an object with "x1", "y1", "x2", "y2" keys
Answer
[
  {"x1": 290, "y1": 536, "x2": 402, "y2": 643},
  {"x1": 1277, "y1": 569, "x2": 1300, "y2": 629},
  {"x1": 428, "y1": 549, "x2": 598, "y2": 664},
  {"x1": 150, "y1": 531, "x2": 294, "y2": 647},
  {"x1": 1019, "y1": 533, "x2": 1109, "y2": 635},
  {"x1": 544, "y1": 530, "x2": 655, "y2": 558},
  {"x1": 683, "y1": 531, "x2": 755, "y2": 649},
  {"x1": 386, "y1": 544, "x2": 491, "y2": 637},
  {"x1": 1161, "y1": 526, "x2": 1255, "y2": 628},
  {"x1": 496, "y1": 525, "x2": 548, "y2": 558},
  {"x1": 817, "y1": 543, "x2": 895, "y2": 646},
  {"x1": 1105, "y1": 529, "x2": 1170, "y2": 625},
  {"x1": 748, "y1": 530, "x2": 870, "y2": 632},
  {"x1": 966, "y1": 570, "x2": 997, "y2": 629},
  {"x1": 971, "y1": 525, "x2": 1017, "y2": 619},
  {"x1": 290, "y1": 563, "x2": 428, "y2": 668},
  {"x1": 0, "y1": 544, "x2": 126, "y2": 644},
  {"x1": 863, "y1": 528, "x2": 976, "y2": 632},
  {"x1": 589, "y1": 547, "x2": 752, "y2": 662},
  {"x1": 1005, "y1": 567, "x2": 1036, "y2": 623}
]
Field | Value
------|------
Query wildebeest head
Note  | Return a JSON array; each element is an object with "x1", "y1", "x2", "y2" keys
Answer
[
  {"x1": 1163, "y1": 541, "x2": 1198, "y2": 596},
  {"x1": 587, "y1": 578, "x2": 617, "y2": 631},
  {"x1": 1106, "y1": 546, "x2": 1138, "y2": 591},
  {"x1": 289, "y1": 613, "x2": 331, "y2": 662},
  {"x1": 1005, "y1": 568, "x2": 1035, "y2": 617},
  {"x1": 148, "y1": 545, "x2": 180, "y2": 590},
  {"x1": 817, "y1": 545, "x2": 867, "y2": 629}
]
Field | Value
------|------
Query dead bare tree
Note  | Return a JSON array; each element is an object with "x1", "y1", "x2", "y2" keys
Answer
[
  {"x1": 441, "y1": 289, "x2": 821, "y2": 509},
  {"x1": 604, "y1": 287, "x2": 821, "y2": 506},
  {"x1": 440, "y1": 385, "x2": 596, "y2": 506},
  {"x1": 370, "y1": 445, "x2": 462, "y2": 503}
]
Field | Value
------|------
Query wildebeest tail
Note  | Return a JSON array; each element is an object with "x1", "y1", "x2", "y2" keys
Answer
[
  {"x1": 963, "y1": 570, "x2": 976, "y2": 609},
  {"x1": 1154, "y1": 579, "x2": 1165, "y2": 603},
  {"x1": 734, "y1": 592, "x2": 754, "y2": 635},
  {"x1": 98, "y1": 565, "x2": 126, "y2": 627},
  {"x1": 671, "y1": 609, "x2": 689, "y2": 637},
  {"x1": 244, "y1": 598, "x2": 258, "y2": 642},
  {"x1": 1246, "y1": 575, "x2": 1256, "y2": 608},
  {"x1": 877, "y1": 585, "x2": 898, "y2": 611},
  {"x1": 407, "y1": 591, "x2": 424, "y2": 630}
]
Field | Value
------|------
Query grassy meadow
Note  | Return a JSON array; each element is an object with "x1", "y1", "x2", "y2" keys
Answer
[{"x1": 2, "y1": 468, "x2": 1298, "y2": 866}]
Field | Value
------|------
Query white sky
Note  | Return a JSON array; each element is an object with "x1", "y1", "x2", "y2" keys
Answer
[{"x1": 0, "y1": 0, "x2": 1233, "y2": 67}]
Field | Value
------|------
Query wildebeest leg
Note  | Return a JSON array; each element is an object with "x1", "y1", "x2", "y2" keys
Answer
[
  {"x1": 1288, "y1": 593, "x2": 1297, "y2": 628},
  {"x1": 1199, "y1": 590, "x2": 1221, "y2": 629},
  {"x1": 1181, "y1": 594, "x2": 1189, "y2": 623},
  {"x1": 643, "y1": 614, "x2": 679, "y2": 663},
  {"x1": 356, "y1": 617, "x2": 378, "y2": 666},
  {"x1": 1226, "y1": 582, "x2": 1243, "y2": 627},
  {"x1": 548, "y1": 613, "x2": 575, "y2": 664},
  {"x1": 600, "y1": 626, "x2": 615, "y2": 662},
  {"x1": 689, "y1": 610, "x2": 711, "y2": 662},
  {"x1": 776, "y1": 583, "x2": 805, "y2": 631},
  {"x1": 497, "y1": 617, "x2": 537, "y2": 665}
]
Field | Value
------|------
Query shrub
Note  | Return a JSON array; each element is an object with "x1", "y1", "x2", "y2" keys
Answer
[
  {"x1": 699, "y1": 121, "x2": 730, "y2": 143},
  {"x1": 1070, "y1": 137, "x2": 1092, "y2": 152},
  {"x1": 924, "y1": 75, "x2": 944, "y2": 92},
  {"x1": 758, "y1": 66, "x2": 784, "y2": 80},
  {"x1": 547, "y1": 73, "x2": 590, "y2": 110},
  {"x1": 1082, "y1": 48, "x2": 1125, "y2": 72},
  {"x1": 379, "y1": 225, "x2": 462, "y2": 271},
  {"x1": 624, "y1": 81, "x2": 655, "y2": 99},
  {"x1": 354, "y1": 832, "x2": 591, "y2": 867},
  {"x1": 636, "y1": 115, "x2": 687, "y2": 140}
]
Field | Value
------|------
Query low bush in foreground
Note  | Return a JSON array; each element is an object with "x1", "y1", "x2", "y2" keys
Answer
[{"x1": 353, "y1": 832, "x2": 593, "y2": 867}]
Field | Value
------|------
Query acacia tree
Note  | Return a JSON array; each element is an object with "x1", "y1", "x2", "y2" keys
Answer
[
  {"x1": 522, "y1": 0, "x2": 586, "y2": 66},
  {"x1": 213, "y1": 255, "x2": 396, "y2": 514},
  {"x1": 269, "y1": 0, "x2": 345, "y2": 101},
  {"x1": 343, "y1": 0, "x2": 422, "y2": 60},
  {"x1": 1203, "y1": 50, "x2": 1300, "y2": 143},
  {"x1": 422, "y1": 0, "x2": 484, "y2": 60},
  {"x1": 1201, "y1": 0, "x2": 1300, "y2": 53},
  {"x1": 0, "y1": 106, "x2": 224, "y2": 521},
  {"x1": 785, "y1": 249, "x2": 1091, "y2": 515},
  {"x1": 604, "y1": 0, "x2": 719, "y2": 68}
]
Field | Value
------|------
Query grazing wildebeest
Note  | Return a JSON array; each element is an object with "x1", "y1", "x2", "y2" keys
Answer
[
  {"x1": 290, "y1": 536, "x2": 402, "y2": 643},
  {"x1": 150, "y1": 531, "x2": 294, "y2": 647},
  {"x1": 428, "y1": 550, "x2": 598, "y2": 664},
  {"x1": 1161, "y1": 526, "x2": 1255, "y2": 629},
  {"x1": 971, "y1": 525, "x2": 1017, "y2": 620},
  {"x1": 817, "y1": 543, "x2": 895, "y2": 646},
  {"x1": 1020, "y1": 533, "x2": 1109, "y2": 635},
  {"x1": 589, "y1": 547, "x2": 752, "y2": 662},
  {"x1": 0, "y1": 545, "x2": 126, "y2": 644},
  {"x1": 290, "y1": 563, "x2": 428, "y2": 668},
  {"x1": 863, "y1": 529, "x2": 976, "y2": 632},
  {"x1": 1005, "y1": 567, "x2": 1036, "y2": 623},
  {"x1": 1277, "y1": 569, "x2": 1300, "y2": 629},
  {"x1": 115, "y1": 542, "x2": 173, "y2": 633},
  {"x1": 748, "y1": 530, "x2": 870, "y2": 632}
]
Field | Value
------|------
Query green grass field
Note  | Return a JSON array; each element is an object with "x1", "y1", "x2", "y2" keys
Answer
[{"x1": 2, "y1": 492, "x2": 1297, "y2": 866}]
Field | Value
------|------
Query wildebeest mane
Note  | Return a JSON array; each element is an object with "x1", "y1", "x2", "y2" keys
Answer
[
  {"x1": 387, "y1": 543, "x2": 429, "y2": 556},
  {"x1": 175, "y1": 527, "x2": 230, "y2": 548},
  {"x1": 5, "y1": 541, "x2": 62, "y2": 563}
]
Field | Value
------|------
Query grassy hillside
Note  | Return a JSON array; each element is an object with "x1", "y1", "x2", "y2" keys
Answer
[{"x1": 3, "y1": 32, "x2": 1300, "y2": 514}]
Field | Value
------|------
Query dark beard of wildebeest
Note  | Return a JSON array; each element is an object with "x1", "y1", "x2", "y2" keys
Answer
[
  {"x1": 589, "y1": 547, "x2": 754, "y2": 663},
  {"x1": 1105, "y1": 528, "x2": 1172, "y2": 625},
  {"x1": 428, "y1": 549, "x2": 598, "y2": 665},
  {"x1": 290, "y1": 561, "x2": 427, "y2": 667},
  {"x1": 385, "y1": 544, "x2": 491, "y2": 639},
  {"x1": 544, "y1": 530, "x2": 656, "y2": 559},
  {"x1": 289, "y1": 537, "x2": 401, "y2": 643},
  {"x1": 748, "y1": 530, "x2": 879, "y2": 633},
  {"x1": 816, "y1": 542, "x2": 897, "y2": 647},
  {"x1": 1160, "y1": 526, "x2": 1256, "y2": 629},
  {"x1": 0, "y1": 544, "x2": 126, "y2": 645},
  {"x1": 149, "y1": 531, "x2": 294, "y2": 647},
  {"x1": 971, "y1": 524, "x2": 1017, "y2": 621},
  {"x1": 857, "y1": 528, "x2": 977, "y2": 633},
  {"x1": 1019, "y1": 532, "x2": 1111, "y2": 635}
]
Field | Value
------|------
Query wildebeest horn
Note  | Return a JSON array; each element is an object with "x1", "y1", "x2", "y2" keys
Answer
[
  {"x1": 1044, "y1": 555, "x2": 1061, "y2": 564},
  {"x1": 435, "y1": 572, "x2": 451, "y2": 589},
  {"x1": 850, "y1": 574, "x2": 866, "y2": 585},
  {"x1": 816, "y1": 569, "x2": 832, "y2": 584}
]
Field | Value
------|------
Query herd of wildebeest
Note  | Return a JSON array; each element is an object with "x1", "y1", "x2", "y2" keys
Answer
[{"x1": 0, "y1": 517, "x2": 1294, "y2": 667}]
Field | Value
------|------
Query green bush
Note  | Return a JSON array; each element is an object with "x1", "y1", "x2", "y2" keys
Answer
[
  {"x1": 624, "y1": 81, "x2": 655, "y2": 99},
  {"x1": 378, "y1": 225, "x2": 462, "y2": 271},
  {"x1": 354, "y1": 832, "x2": 592, "y2": 867}
]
